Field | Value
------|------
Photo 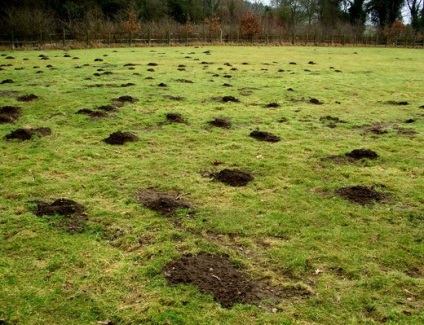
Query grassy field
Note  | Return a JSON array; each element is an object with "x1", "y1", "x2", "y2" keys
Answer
[{"x1": 0, "y1": 46, "x2": 423, "y2": 325}]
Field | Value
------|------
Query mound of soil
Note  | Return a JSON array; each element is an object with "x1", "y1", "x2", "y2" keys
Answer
[
  {"x1": 35, "y1": 198, "x2": 87, "y2": 234},
  {"x1": 163, "y1": 253, "x2": 262, "y2": 308},
  {"x1": 97, "y1": 105, "x2": 117, "y2": 112},
  {"x1": 387, "y1": 100, "x2": 408, "y2": 105},
  {"x1": 147, "y1": 62, "x2": 158, "y2": 66},
  {"x1": 175, "y1": 79, "x2": 193, "y2": 83},
  {"x1": 405, "y1": 119, "x2": 415, "y2": 123},
  {"x1": 265, "y1": 102, "x2": 280, "y2": 108},
  {"x1": 250, "y1": 130, "x2": 281, "y2": 143},
  {"x1": 223, "y1": 83, "x2": 232, "y2": 87},
  {"x1": 0, "y1": 106, "x2": 21, "y2": 122},
  {"x1": 166, "y1": 113, "x2": 186, "y2": 123},
  {"x1": 309, "y1": 98, "x2": 323, "y2": 105},
  {"x1": 158, "y1": 83, "x2": 168, "y2": 87},
  {"x1": 116, "y1": 95, "x2": 138, "y2": 103},
  {"x1": 319, "y1": 116, "x2": 346, "y2": 123},
  {"x1": 5, "y1": 127, "x2": 51, "y2": 141},
  {"x1": 121, "y1": 83, "x2": 135, "y2": 87},
  {"x1": 308, "y1": 61, "x2": 316, "y2": 65},
  {"x1": 103, "y1": 131, "x2": 139, "y2": 145},
  {"x1": 212, "y1": 169, "x2": 254, "y2": 187},
  {"x1": 36, "y1": 198, "x2": 85, "y2": 217},
  {"x1": 208, "y1": 117, "x2": 231, "y2": 128},
  {"x1": 221, "y1": 96, "x2": 239, "y2": 103},
  {"x1": 135, "y1": 188, "x2": 191, "y2": 217},
  {"x1": 346, "y1": 149, "x2": 378, "y2": 160},
  {"x1": 76, "y1": 108, "x2": 108, "y2": 119},
  {"x1": 336, "y1": 186, "x2": 385, "y2": 205},
  {"x1": 17, "y1": 94, "x2": 38, "y2": 102},
  {"x1": 1, "y1": 79, "x2": 13, "y2": 84}
]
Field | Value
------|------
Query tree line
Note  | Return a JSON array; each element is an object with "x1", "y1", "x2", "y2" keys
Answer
[{"x1": 0, "y1": 0, "x2": 423, "y2": 43}]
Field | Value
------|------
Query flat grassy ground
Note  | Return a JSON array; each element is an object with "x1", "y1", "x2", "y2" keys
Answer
[{"x1": 0, "y1": 46, "x2": 423, "y2": 324}]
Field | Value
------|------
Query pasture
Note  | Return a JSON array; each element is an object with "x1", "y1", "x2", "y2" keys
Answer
[{"x1": 0, "y1": 46, "x2": 423, "y2": 324}]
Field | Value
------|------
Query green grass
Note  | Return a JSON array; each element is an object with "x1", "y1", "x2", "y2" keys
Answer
[{"x1": 0, "y1": 46, "x2": 423, "y2": 324}]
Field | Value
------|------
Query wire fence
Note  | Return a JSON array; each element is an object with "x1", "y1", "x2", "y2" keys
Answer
[{"x1": 1, "y1": 31, "x2": 423, "y2": 49}]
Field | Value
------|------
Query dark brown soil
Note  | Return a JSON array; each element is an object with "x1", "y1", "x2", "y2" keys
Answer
[
  {"x1": 208, "y1": 117, "x2": 231, "y2": 128},
  {"x1": 405, "y1": 119, "x2": 415, "y2": 123},
  {"x1": 115, "y1": 96, "x2": 138, "y2": 103},
  {"x1": 265, "y1": 102, "x2": 280, "y2": 108},
  {"x1": 35, "y1": 198, "x2": 87, "y2": 234},
  {"x1": 387, "y1": 100, "x2": 408, "y2": 105},
  {"x1": 309, "y1": 98, "x2": 323, "y2": 105},
  {"x1": 221, "y1": 96, "x2": 239, "y2": 103},
  {"x1": 166, "y1": 113, "x2": 186, "y2": 123},
  {"x1": 308, "y1": 61, "x2": 316, "y2": 64},
  {"x1": 97, "y1": 105, "x2": 117, "y2": 112},
  {"x1": 4, "y1": 127, "x2": 51, "y2": 141},
  {"x1": 0, "y1": 106, "x2": 21, "y2": 122},
  {"x1": 135, "y1": 188, "x2": 191, "y2": 217},
  {"x1": 336, "y1": 186, "x2": 386, "y2": 205},
  {"x1": 17, "y1": 94, "x2": 38, "y2": 102},
  {"x1": 250, "y1": 130, "x2": 281, "y2": 142},
  {"x1": 121, "y1": 83, "x2": 135, "y2": 87},
  {"x1": 319, "y1": 116, "x2": 346, "y2": 124},
  {"x1": 147, "y1": 62, "x2": 158, "y2": 66},
  {"x1": 212, "y1": 169, "x2": 254, "y2": 187},
  {"x1": 76, "y1": 108, "x2": 108, "y2": 119},
  {"x1": 223, "y1": 83, "x2": 232, "y2": 87},
  {"x1": 346, "y1": 149, "x2": 378, "y2": 160},
  {"x1": 163, "y1": 253, "x2": 261, "y2": 308},
  {"x1": 158, "y1": 83, "x2": 168, "y2": 87},
  {"x1": 362, "y1": 123, "x2": 388, "y2": 135},
  {"x1": 103, "y1": 131, "x2": 139, "y2": 145},
  {"x1": 1, "y1": 79, "x2": 13, "y2": 84}
]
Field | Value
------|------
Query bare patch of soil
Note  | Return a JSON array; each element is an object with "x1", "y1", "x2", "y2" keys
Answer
[
  {"x1": 103, "y1": 131, "x2": 139, "y2": 145},
  {"x1": 211, "y1": 169, "x2": 254, "y2": 187},
  {"x1": 115, "y1": 96, "x2": 138, "y2": 103},
  {"x1": 76, "y1": 108, "x2": 108, "y2": 119},
  {"x1": 0, "y1": 106, "x2": 21, "y2": 123},
  {"x1": 319, "y1": 116, "x2": 346, "y2": 124},
  {"x1": 35, "y1": 198, "x2": 87, "y2": 234},
  {"x1": 250, "y1": 130, "x2": 281, "y2": 143},
  {"x1": 336, "y1": 186, "x2": 386, "y2": 205},
  {"x1": 166, "y1": 113, "x2": 186, "y2": 123},
  {"x1": 387, "y1": 100, "x2": 408, "y2": 106},
  {"x1": 346, "y1": 149, "x2": 378, "y2": 160},
  {"x1": 135, "y1": 188, "x2": 191, "y2": 217},
  {"x1": 221, "y1": 96, "x2": 239, "y2": 103},
  {"x1": 309, "y1": 98, "x2": 323, "y2": 105},
  {"x1": 17, "y1": 94, "x2": 38, "y2": 102},
  {"x1": 4, "y1": 127, "x2": 51, "y2": 141},
  {"x1": 265, "y1": 102, "x2": 280, "y2": 108},
  {"x1": 208, "y1": 117, "x2": 231, "y2": 128},
  {"x1": 361, "y1": 123, "x2": 388, "y2": 135},
  {"x1": 1, "y1": 79, "x2": 13, "y2": 84}
]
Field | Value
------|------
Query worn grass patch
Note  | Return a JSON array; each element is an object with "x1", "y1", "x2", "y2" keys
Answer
[{"x1": 0, "y1": 46, "x2": 423, "y2": 325}]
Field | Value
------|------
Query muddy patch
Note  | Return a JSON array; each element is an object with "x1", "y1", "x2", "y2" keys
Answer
[
  {"x1": 17, "y1": 94, "x2": 38, "y2": 102},
  {"x1": 250, "y1": 130, "x2": 281, "y2": 143},
  {"x1": 221, "y1": 96, "x2": 239, "y2": 103},
  {"x1": 5, "y1": 127, "x2": 51, "y2": 141},
  {"x1": 0, "y1": 106, "x2": 21, "y2": 123},
  {"x1": 163, "y1": 253, "x2": 306, "y2": 308},
  {"x1": 346, "y1": 149, "x2": 378, "y2": 160},
  {"x1": 211, "y1": 169, "x2": 254, "y2": 187},
  {"x1": 166, "y1": 113, "x2": 187, "y2": 124},
  {"x1": 35, "y1": 198, "x2": 87, "y2": 234},
  {"x1": 135, "y1": 188, "x2": 191, "y2": 217},
  {"x1": 336, "y1": 186, "x2": 386, "y2": 205},
  {"x1": 103, "y1": 131, "x2": 139, "y2": 145},
  {"x1": 208, "y1": 117, "x2": 231, "y2": 128}
]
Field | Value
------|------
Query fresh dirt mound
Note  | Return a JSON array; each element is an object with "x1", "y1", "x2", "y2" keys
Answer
[
  {"x1": 115, "y1": 95, "x2": 138, "y2": 103},
  {"x1": 35, "y1": 198, "x2": 87, "y2": 234},
  {"x1": 208, "y1": 117, "x2": 231, "y2": 128},
  {"x1": 17, "y1": 94, "x2": 38, "y2": 102},
  {"x1": 135, "y1": 188, "x2": 191, "y2": 217},
  {"x1": 319, "y1": 116, "x2": 346, "y2": 123},
  {"x1": 0, "y1": 106, "x2": 21, "y2": 122},
  {"x1": 212, "y1": 169, "x2": 254, "y2": 187},
  {"x1": 97, "y1": 105, "x2": 117, "y2": 112},
  {"x1": 4, "y1": 127, "x2": 51, "y2": 141},
  {"x1": 265, "y1": 102, "x2": 280, "y2": 108},
  {"x1": 387, "y1": 100, "x2": 408, "y2": 105},
  {"x1": 250, "y1": 130, "x2": 281, "y2": 143},
  {"x1": 309, "y1": 98, "x2": 323, "y2": 105},
  {"x1": 1, "y1": 79, "x2": 14, "y2": 84},
  {"x1": 163, "y1": 253, "x2": 261, "y2": 308},
  {"x1": 103, "y1": 131, "x2": 139, "y2": 145},
  {"x1": 336, "y1": 186, "x2": 386, "y2": 205},
  {"x1": 76, "y1": 108, "x2": 108, "y2": 119},
  {"x1": 158, "y1": 83, "x2": 168, "y2": 87},
  {"x1": 221, "y1": 96, "x2": 239, "y2": 103},
  {"x1": 346, "y1": 149, "x2": 378, "y2": 160},
  {"x1": 166, "y1": 113, "x2": 186, "y2": 123}
]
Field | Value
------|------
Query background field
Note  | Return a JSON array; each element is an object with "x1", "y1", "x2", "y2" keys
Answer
[{"x1": 0, "y1": 46, "x2": 423, "y2": 324}]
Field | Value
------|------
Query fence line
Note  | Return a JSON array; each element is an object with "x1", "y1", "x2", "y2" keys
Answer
[{"x1": 0, "y1": 31, "x2": 423, "y2": 49}]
